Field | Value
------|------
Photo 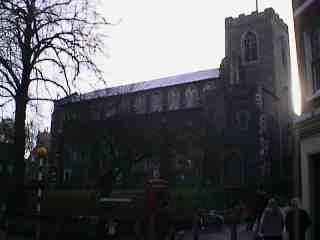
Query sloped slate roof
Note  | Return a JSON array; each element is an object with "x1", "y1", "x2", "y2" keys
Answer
[{"x1": 57, "y1": 68, "x2": 220, "y2": 105}]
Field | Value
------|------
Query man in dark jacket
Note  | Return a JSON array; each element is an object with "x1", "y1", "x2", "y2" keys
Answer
[{"x1": 285, "y1": 198, "x2": 311, "y2": 240}]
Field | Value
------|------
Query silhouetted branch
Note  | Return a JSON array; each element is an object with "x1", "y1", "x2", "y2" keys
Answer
[{"x1": 0, "y1": 0, "x2": 109, "y2": 188}]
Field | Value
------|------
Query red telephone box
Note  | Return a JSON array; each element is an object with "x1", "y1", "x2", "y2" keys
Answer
[{"x1": 146, "y1": 178, "x2": 169, "y2": 216}]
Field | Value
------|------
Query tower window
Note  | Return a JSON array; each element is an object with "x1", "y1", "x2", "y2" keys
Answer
[
  {"x1": 244, "y1": 32, "x2": 258, "y2": 62},
  {"x1": 311, "y1": 29, "x2": 320, "y2": 91},
  {"x1": 280, "y1": 36, "x2": 287, "y2": 68},
  {"x1": 236, "y1": 110, "x2": 250, "y2": 130}
]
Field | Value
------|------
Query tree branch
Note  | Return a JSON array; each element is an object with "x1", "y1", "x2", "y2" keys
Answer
[
  {"x1": 0, "y1": 84, "x2": 15, "y2": 97},
  {"x1": 0, "y1": 68, "x2": 18, "y2": 91},
  {"x1": 0, "y1": 98, "x2": 13, "y2": 107},
  {"x1": 30, "y1": 77, "x2": 68, "y2": 96},
  {"x1": 0, "y1": 56, "x2": 20, "y2": 88}
]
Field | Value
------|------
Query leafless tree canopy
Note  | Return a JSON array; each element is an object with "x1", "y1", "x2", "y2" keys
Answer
[
  {"x1": 0, "y1": 0, "x2": 108, "y2": 187},
  {"x1": 0, "y1": 0, "x2": 108, "y2": 105}
]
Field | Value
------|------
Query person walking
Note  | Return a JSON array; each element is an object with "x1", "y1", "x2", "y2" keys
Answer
[
  {"x1": 285, "y1": 198, "x2": 311, "y2": 240},
  {"x1": 245, "y1": 204, "x2": 255, "y2": 231},
  {"x1": 254, "y1": 191, "x2": 269, "y2": 225},
  {"x1": 258, "y1": 198, "x2": 284, "y2": 240},
  {"x1": 192, "y1": 211, "x2": 201, "y2": 240},
  {"x1": 252, "y1": 190, "x2": 269, "y2": 238}
]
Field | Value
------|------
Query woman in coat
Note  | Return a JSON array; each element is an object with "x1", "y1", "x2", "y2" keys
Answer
[{"x1": 258, "y1": 198, "x2": 284, "y2": 240}]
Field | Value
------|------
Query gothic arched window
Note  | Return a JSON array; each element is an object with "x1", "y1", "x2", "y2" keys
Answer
[{"x1": 244, "y1": 32, "x2": 258, "y2": 62}]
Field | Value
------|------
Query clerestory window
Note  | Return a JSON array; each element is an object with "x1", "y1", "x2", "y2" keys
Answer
[{"x1": 244, "y1": 32, "x2": 258, "y2": 62}]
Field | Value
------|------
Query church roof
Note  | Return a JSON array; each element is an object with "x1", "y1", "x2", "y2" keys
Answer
[{"x1": 57, "y1": 68, "x2": 219, "y2": 105}]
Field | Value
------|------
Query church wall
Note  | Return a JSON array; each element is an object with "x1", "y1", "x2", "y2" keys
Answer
[
  {"x1": 50, "y1": 79, "x2": 218, "y2": 185},
  {"x1": 223, "y1": 87, "x2": 261, "y2": 184}
]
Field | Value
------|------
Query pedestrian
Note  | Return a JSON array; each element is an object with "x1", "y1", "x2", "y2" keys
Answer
[
  {"x1": 245, "y1": 204, "x2": 255, "y2": 231},
  {"x1": 258, "y1": 198, "x2": 284, "y2": 240},
  {"x1": 192, "y1": 211, "x2": 201, "y2": 240},
  {"x1": 252, "y1": 190, "x2": 269, "y2": 237},
  {"x1": 284, "y1": 198, "x2": 311, "y2": 240},
  {"x1": 230, "y1": 204, "x2": 242, "y2": 240},
  {"x1": 254, "y1": 191, "x2": 269, "y2": 222}
]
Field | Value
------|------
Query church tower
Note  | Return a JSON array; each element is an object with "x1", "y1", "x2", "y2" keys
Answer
[
  {"x1": 225, "y1": 8, "x2": 291, "y2": 94},
  {"x1": 220, "y1": 8, "x2": 292, "y2": 189}
]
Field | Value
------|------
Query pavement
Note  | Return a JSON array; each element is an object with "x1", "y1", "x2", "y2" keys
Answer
[
  {"x1": 0, "y1": 224, "x2": 255, "y2": 240},
  {"x1": 178, "y1": 224, "x2": 254, "y2": 240},
  {"x1": 0, "y1": 232, "x2": 29, "y2": 240}
]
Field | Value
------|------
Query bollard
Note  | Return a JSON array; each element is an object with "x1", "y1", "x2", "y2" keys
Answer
[{"x1": 230, "y1": 222, "x2": 237, "y2": 240}]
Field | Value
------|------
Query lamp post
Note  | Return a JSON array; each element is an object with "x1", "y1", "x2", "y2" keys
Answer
[{"x1": 35, "y1": 147, "x2": 47, "y2": 240}]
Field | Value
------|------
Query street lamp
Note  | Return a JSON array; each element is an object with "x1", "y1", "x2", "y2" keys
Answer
[{"x1": 36, "y1": 147, "x2": 48, "y2": 159}]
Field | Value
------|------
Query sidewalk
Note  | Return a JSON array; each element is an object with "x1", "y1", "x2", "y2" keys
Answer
[
  {"x1": 0, "y1": 231, "x2": 31, "y2": 240},
  {"x1": 182, "y1": 224, "x2": 254, "y2": 240}
]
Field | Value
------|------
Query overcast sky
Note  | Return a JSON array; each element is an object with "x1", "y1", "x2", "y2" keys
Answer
[{"x1": 22, "y1": 0, "x2": 300, "y2": 130}]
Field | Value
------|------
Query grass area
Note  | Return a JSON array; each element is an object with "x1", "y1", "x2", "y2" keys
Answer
[{"x1": 36, "y1": 190, "x2": 99, "y2": 216}]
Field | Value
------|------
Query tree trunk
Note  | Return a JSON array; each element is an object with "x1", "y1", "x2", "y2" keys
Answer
[
  {"x1": 14, "y1": 95, "x2": 27, "y2": 184},
  {"x1": 11, "y1": 94, "x2": 28, "y2": 213}
]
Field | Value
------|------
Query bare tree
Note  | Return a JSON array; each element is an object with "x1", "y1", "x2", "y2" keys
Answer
[{"x1": 0, "y1": 0, "x2": 108, "y2": 193}]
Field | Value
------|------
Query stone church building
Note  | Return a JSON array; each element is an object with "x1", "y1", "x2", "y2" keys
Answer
[{"x1": 50, "y1": 8, "x2": 292, "y2": 195}]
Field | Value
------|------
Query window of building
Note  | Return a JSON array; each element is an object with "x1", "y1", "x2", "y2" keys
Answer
[
  {"x1": 280, "y1": 36, "x2": 287, "y2": 68},
  {"x1": 224, "y1": 152, "x2": 242, "y2": 186},
  {"x1": 168, "y1": 89, "x2": 180, "y2": 110},
  {"x1": 185, "y1": 86, "x2": 199, "y2": 108},
  {"x1": 244, "y1": 32, "x2": 258, "y2": 62},
  {"x1": 236, "y1": 110, "x2": 250, "y2": 130},
  {"x1": 64, "y1": 169, "x2": 71, "y2": 182},
  {"x1": 311, "y1": 29, "x2": 320, "y2": 91},
  {"x1": 133, "y1": 94, "x2": 146, "y2": 114},
  {"x1": 151, "y1": 91, "x2": 162, "y2": 112},
  {"x1": 8, "y1": 165, "x2": 13, "y2": 175}
]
